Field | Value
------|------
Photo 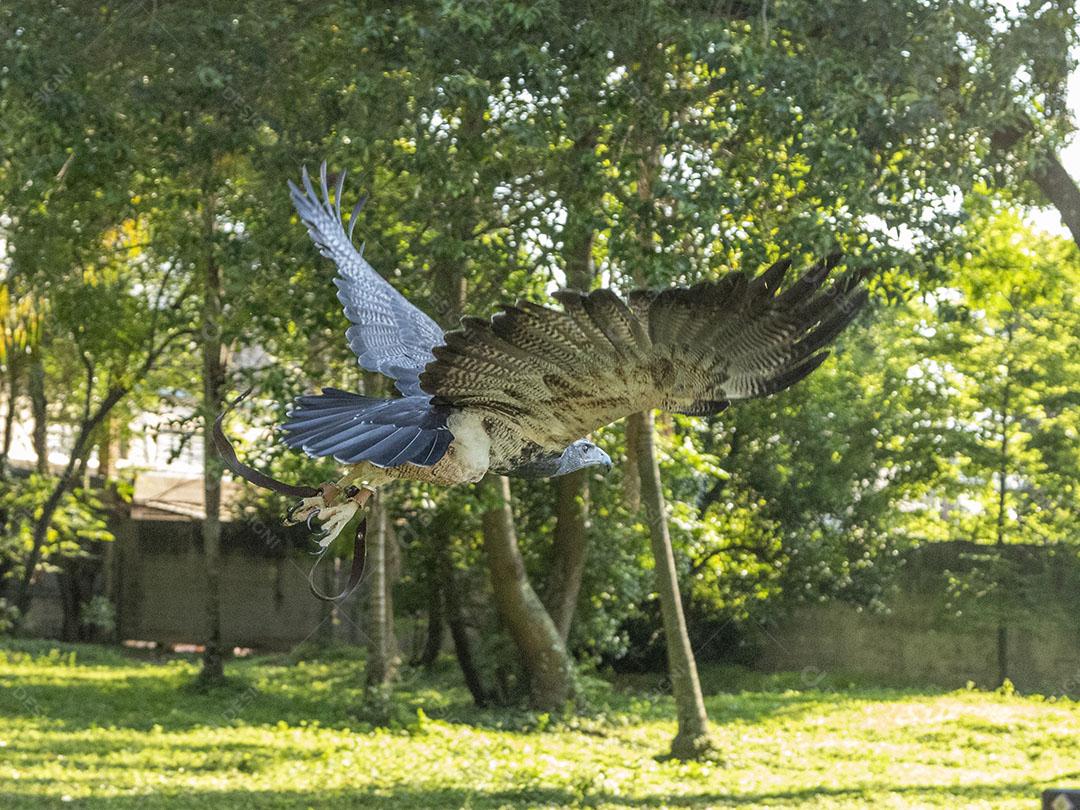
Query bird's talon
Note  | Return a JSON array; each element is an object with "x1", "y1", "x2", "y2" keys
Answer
[
  {"x1": 285, "y1": 503, "x2": 305, "y2": 525},
  {"x1": 305, "y1": 500, "x2": 361, "y2": 549},
  {"x1": 285, "y1": 496, "x2": 321, "y2": 526},
  {"x1": 285, "y1": 483, "x2": 341, "y2": 526}
]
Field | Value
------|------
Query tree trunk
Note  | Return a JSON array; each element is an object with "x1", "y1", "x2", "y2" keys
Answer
[
  {"x1": 623, "y1": 414, "x2": 642, "y2": 512},
  {"x1": 546, "y1": 206, "x2": 596, "y2": 643},
  {"x1": 199, "y1": 189, "x2": 226, "y2": 684},
  {"x1": 991, "y1": 120, "x2": 1080, "y2": 250},
  {"x1": 384, "y1": 518, "x2": 402, "y2": 678},
  {"x1": 14, "y1": 384, "x2": 126, "y2": 618},
  {"x1": 15, "y1": 484, "x2": 63, "y2": 617},
  {"x1": 1, "y1": 360, "x2": 18, "y2": 476},
  {"x1": 625, "y1": 103, "x2": 711, "y2": 756},
  {"x1": 547, "y1": 469, "x2": 590, "y2": 642},
  {"x1": 630, "y1": 410, "x2": 712, "y2": 759},
  {"x1": 97, "y1": 411, "x2": 118, "y2": 481},
  {"x1": 346, "y1": 572, "x2": 364, "y2": 645},
  {"x1": 481, "y1": 475, "x2": 574, "y2": 711},
  {"x1": 430, "y1": 224, "x2": 491, "y2": 697},
  {"x1": 994, "y1": 323, "x2": 1014, "y2": 687},
  {"x1": 28, "y1": 354, "x2": 48, "y2": 474},
  {"x1": 366, "y1": 498, "x2": 391, "y2": 689},
  {"x1": 57, "y1": 552, "x2": 99, "y2": 642},
  {"x1": 439, "y1": 540, "x2": 487, "y2": 705},
  {"x1": 58, "y1": 569, "x2": 81, "y2": 642},
  {"x1": 417, "y1": 576, "x2": 445, "y2": 668}
]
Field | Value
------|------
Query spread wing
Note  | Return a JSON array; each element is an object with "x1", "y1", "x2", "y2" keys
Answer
[
  {"x1": 289, "y1": 164, "x2": 445, "y2": 396},
  {"x1": 418, "y1": 256, "x2": 868, "y2": 450}
]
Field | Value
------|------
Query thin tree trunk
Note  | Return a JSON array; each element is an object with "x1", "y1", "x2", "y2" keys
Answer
[
  {"x1": 29, "y1": 355, "x2": 48, "y2": 474},
  {"x1": 417, "y1": 576, "x2": 445, "y2": 668},
  {"x1": 57, "y1": 552, "x2": 98, "y2": 642},
  {"x1": 366, "y1": 498, "x2": 391, "y2": 689},
  {"x1": 97, "y1": 412, "x2": 117, "y2": 481},
  {"x1": 994, "y1": 323, "x2": 1014, "y2": 687},
  {"x1": 546, "y1": 204, "x2": 596, "y2": 643},
  {"x1": 384, "y1": 518, "x2": 402, "y2": 678},
  {"x1": 58, "y1": 569, "x2": 82, "y2": 643},
  {"x1": 626, "y1": 78, "x2": 712, "y2": 756},
  {"x1": 199, "y1": 188, "x2": 226, "y2": 684},
  {"x1": 623, "y1": 413, "x2": 642, "y2": 511},
  {"x1": 548, "y1": 469, "x2": 590, "y2": 642},
  {"x1": 991, "y1": 120, "x2": 1080, "y2": 250},
  {"x1": 14, "y1": 384, "x2": 126, "y2": 617},
  {"x1": 443, "y1": 553, "x2": 487, "y2": 706},
  {"x1": 1, "y1": 361, "x2": 18, "y2": 475},
  {"x1": 347, "y1": 573, "x2": 364, "y2": 645},
  {"x1": 630, "y1": 410, "x2": 712, "y2": 759},
  {"x1": 11, "y1": 269, "x2": 184, "y2": 620},
  {"x1": 481, "y1": 475, "x2": 574, "y2": 711}
]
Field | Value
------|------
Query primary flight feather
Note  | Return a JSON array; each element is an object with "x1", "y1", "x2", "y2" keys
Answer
[{"x1": 278, "y1": 164, "x2": 868, "y2": 545}]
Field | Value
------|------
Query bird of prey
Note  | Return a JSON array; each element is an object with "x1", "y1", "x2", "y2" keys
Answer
[{"x1": 276, "y1": 165, "x2": 868, "y2": 547}]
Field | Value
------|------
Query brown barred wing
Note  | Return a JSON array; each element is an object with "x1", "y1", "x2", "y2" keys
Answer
[
  {"x1": 418, "y1": 290, "x2": 657, "y2": 449},
  {"x1": 418, "y1": 257, "x2": 868, "y2": 449}
]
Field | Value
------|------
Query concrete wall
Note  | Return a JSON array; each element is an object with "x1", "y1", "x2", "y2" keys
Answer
[
  {"x1": 758, "y1": 542, "x2": 1080, "y2": 694},
  {"x1": 119, "y1": 518, "x2": 344, "y2": 649},
  {"x1": 27, "y1": 517, "x2": 344, "y2": 650}
]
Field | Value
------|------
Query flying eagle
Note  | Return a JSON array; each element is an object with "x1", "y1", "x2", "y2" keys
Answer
[{"x1": 263, "y1": 165, "x2": 867, "y2": 548}]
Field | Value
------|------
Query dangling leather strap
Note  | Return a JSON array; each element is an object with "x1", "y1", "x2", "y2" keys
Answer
[
  {"x1": 308, "y1": 518, "x2": 368, "y2": 602},
  {"x1": 212, "y1": 388, "x2": 320, "y2": 498},
  {"x1": 213, "y1": 388, "x2": 367, "y2": 601}
]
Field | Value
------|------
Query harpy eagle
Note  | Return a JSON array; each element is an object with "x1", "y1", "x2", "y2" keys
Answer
[{"x1": 273, "y1": 165, "x2": 868, "y2": 547}]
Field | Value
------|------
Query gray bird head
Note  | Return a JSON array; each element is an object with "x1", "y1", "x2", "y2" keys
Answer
[
  {"x1": 505, "y1": 440, "x2": 612, "y2": 479},
  {"x1": 553, "y1": 440, "x2": 612, "y2": 477}
]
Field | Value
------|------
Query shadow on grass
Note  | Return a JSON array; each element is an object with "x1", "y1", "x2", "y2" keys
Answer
[
  {"x1": 0, "y1": 640, "x2": 962, "y2": 737},
  {"x1": 4, "y1": 736, "x2": 287, "y2": 771},
  {"x1": 0, "y1": 778, "x2": 1052, "y2": 808},
  {"x1": 0, "y1": 664, "x2": 926, "y2": 738}
]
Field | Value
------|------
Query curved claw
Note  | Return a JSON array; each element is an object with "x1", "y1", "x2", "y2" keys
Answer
[
  {"x1": 311, "y1": 500, "x2": 361, "y2": 549},
  {"x1": 286, "y1": 500, "x2": 305, "y2": 524},
  {"x1": 285, "y1": 492, "x2": 330, "y2": 526},
  {"x1": 306, "y1": 511, "x2": 321, "y2": 532}
]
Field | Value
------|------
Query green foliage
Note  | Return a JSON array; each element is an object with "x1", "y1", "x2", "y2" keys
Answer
[
  {"x1": 0, "y1": 475, "x2": 114, "y2": 586},
  {"x1": 924, "y1": 204, "x2": 1079, "y2": 548},
  {"x1": 908, "y1": 204, "x2": 1080, "y2": 626},
  {"x1": 0, "y1": 599, "x2": 18, "y2": 635},
  {"x1": 79, "y1": 595, "x2": 117, "y2": 637}
]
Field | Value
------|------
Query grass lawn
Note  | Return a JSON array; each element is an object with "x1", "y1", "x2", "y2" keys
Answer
[{"x1": 1, "y1": 640, "x2": 1078, "y2": 808}]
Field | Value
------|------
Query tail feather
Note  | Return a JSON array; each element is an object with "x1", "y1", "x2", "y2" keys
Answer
[{"x1": 281, "y1": 388, "x2": 452, "y2": 469}]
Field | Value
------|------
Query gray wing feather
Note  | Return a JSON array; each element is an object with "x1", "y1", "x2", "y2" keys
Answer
[
  {"x1": 419, "y1": 257, "x2": 868, "y2": 449},
  {"x1": 289, "y1": 164, "x2": 445, "y2": 396}
]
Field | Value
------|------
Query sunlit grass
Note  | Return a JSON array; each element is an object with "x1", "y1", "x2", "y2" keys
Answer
[{"x1": 1, "y1": 639, "x2": 1078, "y2": 808}]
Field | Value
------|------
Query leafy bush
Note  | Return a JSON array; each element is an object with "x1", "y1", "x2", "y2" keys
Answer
[
  {"x1": 0, "y1": 474, "x2": 114, "y2": 588},
  {"x1": 80, "y1": 595, "x2": 117, "y2": 637}
]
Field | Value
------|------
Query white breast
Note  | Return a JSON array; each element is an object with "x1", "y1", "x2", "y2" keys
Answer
[{"x1": 445, "y1": 411, "x2": 492, "y2": 483}]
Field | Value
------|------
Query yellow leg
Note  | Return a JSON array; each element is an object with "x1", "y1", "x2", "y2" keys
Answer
[{"x1": 284, "y1": 464, "x2": 389, "y2": 534}]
